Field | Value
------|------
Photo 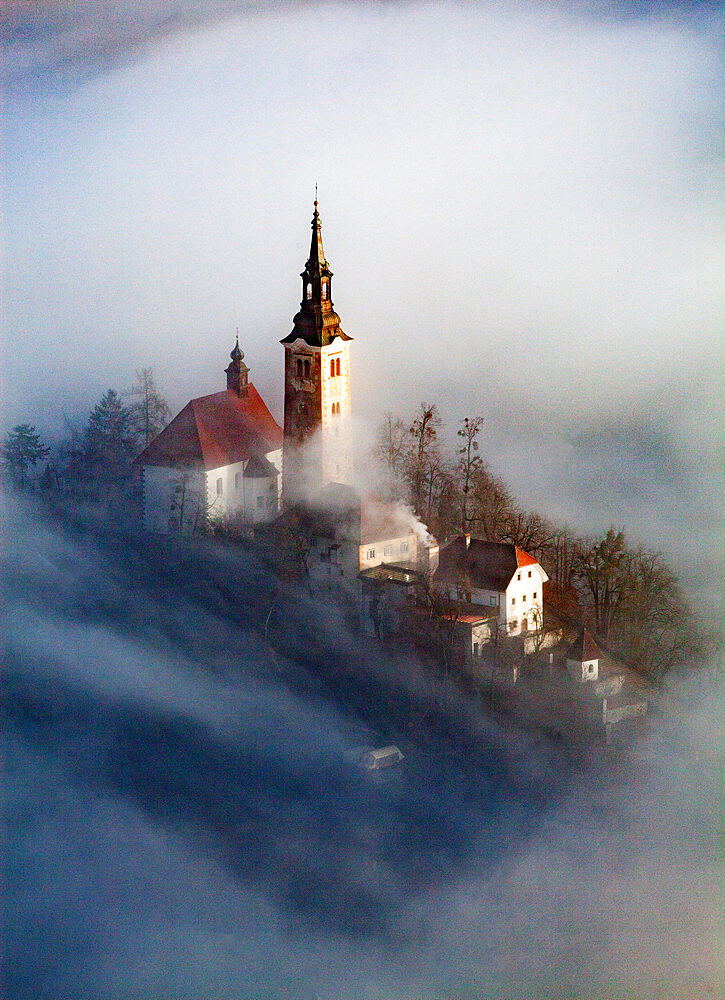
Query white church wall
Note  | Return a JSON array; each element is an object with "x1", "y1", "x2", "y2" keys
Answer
[
  {"x1": 142, "y1": 466, "x2": 208, "y2": 535},
  {"x1": 206, "y1": 458, "x2": 280, "y2": 527}
]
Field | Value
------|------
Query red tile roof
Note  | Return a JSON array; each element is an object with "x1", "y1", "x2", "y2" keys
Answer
[
  {"x1": 515, "y1": 547, "x2": 538, "y2": 568},
  {"x1": 567, "y1": 628, "x2": 601, "y2": 662},
  {"x1": 133, "y1": 387, "x2": 282, "y2": 471}
]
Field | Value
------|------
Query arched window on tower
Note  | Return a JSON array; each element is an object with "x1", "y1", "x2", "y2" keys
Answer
[
  {"x1": 322, "y1": 282, "x2": 328, "y2": 300},
  {"x1": 296, "y1": 358, "x2": 302, "y2": 377},
  {"x1": 335, "y1": 357, "x2": 341, "y2": 377},
  {"x1": 330, "y1": 359, "x2": 335, "y2": 378},
  {"x1": 304, "y1": 359, "x2": 310, "y2": 378},
  {"x1": 305, "y1": 284, "x2": 312, "y2": 300}
]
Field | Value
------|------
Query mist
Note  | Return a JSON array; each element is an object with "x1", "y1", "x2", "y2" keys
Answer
[
  {"x1": 4, "y1": 491, "x2": 723, "y2": 998},
  {"x1": 3, "y1": 3, "x2": 724, "y2": 995},
  {"x1": 3, "y1": 2, "x2": 722, "y2": 424}
]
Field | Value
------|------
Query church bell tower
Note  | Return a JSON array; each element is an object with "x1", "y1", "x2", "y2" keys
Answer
[{"x1": 281, "y1": 201, "x2": 353, "y2": 503}]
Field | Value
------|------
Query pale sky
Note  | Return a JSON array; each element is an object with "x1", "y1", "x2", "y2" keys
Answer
[{"x1": 3, "y1": 1, "x2": 722, "y2": 434}]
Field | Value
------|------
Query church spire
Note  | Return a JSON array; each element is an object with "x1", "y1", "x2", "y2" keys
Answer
[
  {"x1": 307, "y1": 198, "x2": 327, "y2": 275},
  {"x1": 280, "y1": 201, "x2": 352, "y2": 348}
]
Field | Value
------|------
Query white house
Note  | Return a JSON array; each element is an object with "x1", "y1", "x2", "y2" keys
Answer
[
  {"x1": 133, "y1": 340, "x2": 283, "y2": 534},
  {"x1": 435, "y1": 535, "x2": 549, "y2": 641},
  {"x1": 566, "y1": 627, "x2": 602, "y2": 682}
]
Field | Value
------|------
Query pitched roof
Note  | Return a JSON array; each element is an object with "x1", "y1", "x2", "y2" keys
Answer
[
  {"x1": 437, "y1": 536, "x2": 547, "y2": 591},
  {"x1": 567, "y1": 628, "x2": 601, "y2": 662},
  {"x1": 133, "y1": 386, "x2": 282, "y2": 471},
  {"x1": 442, "y1": 601, "x2": 500, "y2": 624},
  {"x1": 243, "y1": 453, "x2": 279, "y2": 478}
]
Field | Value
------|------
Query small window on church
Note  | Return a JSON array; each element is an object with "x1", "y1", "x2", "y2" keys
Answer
[
  {"x1": 216, "y1": 478, "x2": 223, "y2": 496},
  {"x1": 304, "y1": 359, "x2": 310, "y2": 378},
  {"x1": 296, "y1": 358, "x2": 302, "y2": 377},
  {"x1": 322, "y1": 282, "x2": 328, "y2": 299},
  {"x1": 330, "y1": 358, "x2": 335, "y2": 378},
  {"x1": 336, "y1": 357, "x2": 341, "y2": 376},
  {"x1": 306, "y1": 284, "x2": 312, "y2": 300}
]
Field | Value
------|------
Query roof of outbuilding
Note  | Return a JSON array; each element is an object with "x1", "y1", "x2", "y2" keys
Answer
[
  {"x1": 132, "y1": 386, "x2": 282, "y2": 471},
  {"x1": 437, "y1": 536, "x2": 547, "y2": 591},
  {"x1": 567, "y1": 627, "x2": 602, "y2": 663}
]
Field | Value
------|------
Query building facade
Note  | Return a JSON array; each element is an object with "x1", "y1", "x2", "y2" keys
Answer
[
  {"x1": 133, "y1": 339, "x2": 282, "y2": 533},
  {"x1": 436, "y1": 535, "x2": 549, "y2": 639}
]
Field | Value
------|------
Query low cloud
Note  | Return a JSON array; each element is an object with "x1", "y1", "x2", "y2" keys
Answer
[{"x1": 4, "y1": 492, "x2": 722, "y2": 998}]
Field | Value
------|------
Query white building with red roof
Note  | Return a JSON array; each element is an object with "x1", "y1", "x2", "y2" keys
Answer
[
  {"x1": 133, "y1": 339, "x2": 282, "y2": 533},
  {"x1": 435, "y1": 535, "x2": 549, "y2": 639}
]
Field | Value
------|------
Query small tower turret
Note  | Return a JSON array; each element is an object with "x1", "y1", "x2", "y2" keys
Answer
[{"x1": 226, "y1": 333, "x2": 249, "y2": 397}]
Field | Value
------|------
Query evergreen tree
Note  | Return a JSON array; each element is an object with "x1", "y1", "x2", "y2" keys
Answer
[
  {"x1": 1, "y1": 424, "x2": 50, "y2": 487},
  {"x1": 84, "y1": 390, "x2": 137, "y2": 483}
]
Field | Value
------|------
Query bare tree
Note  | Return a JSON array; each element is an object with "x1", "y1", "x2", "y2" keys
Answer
[
  {"x1": 614, "y1": 546, "x2": 703, "y2": 677},
  {"x1": 375, "y1": 411, "x2": 409, "y2": 500},
  {"x1": 169, "y1": 468, "x2": 209, "y2": 534},
  {"x1": 456, "y1": 416, "x2": 483, "y2": 533},
  {"x1": 407, "y1": 403, "x2": 441, "y2": 515},
  {"x1": 468, "y1": 464, "x2": 515, "y2": 541},
  {"x1": 543, "y1": 526, "x2": 578, "y2": 591},
  {"x1": 574, "y1": 528, "x2": 630, "y2": 641},
  {"x1": 127, "y1": 369, "x2": 171, "y2": 448},
  {"x1": 501, "y1": 509, "x2": 554, "y2": 557}
]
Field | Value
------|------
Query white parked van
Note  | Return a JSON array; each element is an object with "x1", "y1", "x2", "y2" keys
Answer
[{"x1": 361, "y1": 745, "x2": 404, "y2": 770}]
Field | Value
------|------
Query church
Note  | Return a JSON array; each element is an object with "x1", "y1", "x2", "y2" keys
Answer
[{"x1": 133, "y1": 200, "x2": 354, "y2": 533}]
